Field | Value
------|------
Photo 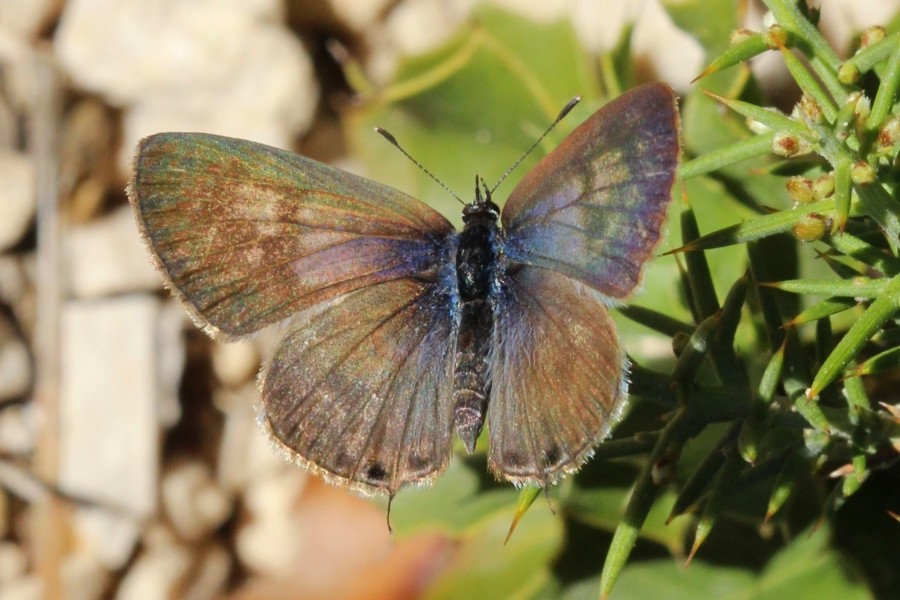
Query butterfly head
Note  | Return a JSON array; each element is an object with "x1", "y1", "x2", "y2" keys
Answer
[{"x1": 463, "y1": 176, "x2": 500, "y2": 225}]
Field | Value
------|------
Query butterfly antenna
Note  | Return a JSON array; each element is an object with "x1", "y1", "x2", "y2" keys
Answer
[
  {"x1": 375, "y1": 127, "x2": 466, "y2": 205},
  {"x1": 489, "y1": 96, "x2": 581, "y2": 195},
  {"x1": 386, "y1": 492, "x2": 396, "y2": 536}
]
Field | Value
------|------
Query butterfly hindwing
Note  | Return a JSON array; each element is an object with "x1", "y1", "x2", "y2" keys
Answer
[
  {"x1": 488, "y1": 266, "x2": 626, "y2": 485},
  {"x1": 261, "y1": 277, "x2": 458, "y2": 495},
  {"x1": 129, "y1": 132, "x2": 454, "y2": 339},
  {"x1": 501, "y1": 83, "x2": 679, "y2": 300}
]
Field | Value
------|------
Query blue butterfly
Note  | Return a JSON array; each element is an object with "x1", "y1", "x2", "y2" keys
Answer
[{"x1": 128, "y1": 83, "x2": 679, "y2": 495}]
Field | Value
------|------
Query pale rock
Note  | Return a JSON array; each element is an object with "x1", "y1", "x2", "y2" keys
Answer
[
  {"x1": 328, "y1": 0, "x2": 394, "y2": 31},
  {"x1": 59, "y1": 296, "x2": 165, "y2": 569},
  {"x1": 0, "y1": 542, "x2": 27, "y2": 584},
  {"x1": 211, "y1": 340, "x2": 259, "y2": 388},
  {"x1": 382, "y1": 0, "x2": 470, "y2": 55},
  {"x1": 0, "y1": 575, "x2": 42, "y2": 600},
  {"x1": 115, "y1": 539, "x2": 193, "y2": 600},
  {"x1": 0, "y1": 313, "x2": 29, "y2": 402},
  {"x1": 65, "y1": 206, "x2": 165, "y2": 298},
  {"x1": 631, "y1": 0, "x2": 705, "y2": 92},
  {"x1": 155, "y1": 298, "x2": 188, "y2": 430},
  {"x1": 368, "y1": 0, "x2": 472, "y2": 84},
  {"x1": 180, "y1": 544, "x2": 231, "y2": 600},
  {"x1": 0, "y1": 0, "x2": 57, "y2": 37},
  {"x1": 117, "y1": 24, "x2": 317, "y2": 169},
  {"x1": 0, "y1": 149, "x2": 35, "y2": 251},
  {"x1": 143, "y1": 521, "x2": 177, "y2": 549},
  {"x1": 819, "y1": 0, "x2": 900, "y2": 56},
  {"x1": 161, "y1": 461, "x2": 232, "y2": 542},
  {"x1": 572, "y1": 0, "x2": 642, "y2": 54},
  {"x1": 215, "y1": 383, "x2": 287, "y2": 493},
  {"x1": 236, "y1": 469, "x2": 307, "y2": 577},
  {"x1": 740, "y1": 3, "x2": 793, "y2": 97},
  {"x1": 61, "y1": 551, "x2": 110, "y2": 600},
  {"x1": 0, "y1": 254, "x2": 31, "y2": 312},
  {"x1": 0, "y1": 404, "x2": 35, "y2": 455},
  {"x1": 55, "y1": 0, "x2": 284, "y2": 105},
  {"x1": 54, "y1": 0, "x2": 318, "y2": 172},
  {"x1": 69, "y1": 507, "x2": 143, "y2": 573}
]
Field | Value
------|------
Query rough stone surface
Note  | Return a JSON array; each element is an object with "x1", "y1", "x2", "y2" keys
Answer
[
  {"x1": 179, "y1": 544, "x2": 230, "y2": 600},
  {"x1": 0, "y1": 150, "x2": 35, "y2": 251},
  {"x1": 235, "y1": 469, "x2": 307, "y2": 578},
  {"x1": 0, "y1": 541, "x2": 27, "y2": 584},
  {"x1": 0, "y1": 405, "x2": 35, "y2": 455},
  {"x1": 631, "y1": 0, "x2": 704, "y2": 92},
  {"x1": 54, "y1": 0, "x2": 319, "y2": 172},
  {"x1": 61, "y1": 551, "x2": 110, "y2": 600},
  {"x1": 328, "y1": 0, "x2": 394, "y2": 31},
  {"x1": 115, "y1": 534, "x2": 192, "y2": 600},
  {"x1": 0, "y1": 0, "x2": 58, "y2": 36},
  {"x1": 215, "y1": 383, "x2": 286, "y2": 493},
  {"x1": 65, "y1": 206, "x2": 166, "y2": 299},
  {"x1": 161, "y1": 462, "x2": 232, "y2": 543},
  {"x1": 0, "y1": 313, "x2": 30, "y2": 402},
  {"x1": 0, "y1": 576, "x2": 42, "y2": 600},
  {"x1": 58, "y1": 296, "x2": 164, "y2": 569},
  {"x1": 211, "y1": 340, "x2": 259, "y2": 388}
]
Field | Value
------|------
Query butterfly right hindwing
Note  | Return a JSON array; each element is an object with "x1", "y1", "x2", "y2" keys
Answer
[{"x1": 487, "y1": 266, "x2": 627, "y2": 485}]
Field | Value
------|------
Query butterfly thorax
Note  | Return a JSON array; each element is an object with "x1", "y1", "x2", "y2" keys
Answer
[{"x1": 453, "y1": 187, "x2": 503, "y2": 453}]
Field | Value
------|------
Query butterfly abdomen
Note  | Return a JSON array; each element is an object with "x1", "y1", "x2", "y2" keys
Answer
[{"x1": 453, "y1": 198, "x2": 502, "y2": 453}]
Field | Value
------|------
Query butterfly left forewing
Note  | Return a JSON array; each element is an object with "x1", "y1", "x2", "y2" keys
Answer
[
  {"x1": 487, "y1": 266, "x2": 627, "y2": 485},
  {"x1": 129, "y1": 132, "x2": 454, "y2": 339}
]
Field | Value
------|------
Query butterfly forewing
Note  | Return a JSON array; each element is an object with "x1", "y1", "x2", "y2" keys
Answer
[
  {"x1": 501, "y1": 83, "x2": 679, "y2": 300},
  {"x1": 488, "y1": 267, "x2": 626, "y2": 485},
  {"x1": 261, "y1": 277, "x2": 458, "y2": 495},
  {"x1": 129, "y1": 133, "x2": 454, "y2": 338}
]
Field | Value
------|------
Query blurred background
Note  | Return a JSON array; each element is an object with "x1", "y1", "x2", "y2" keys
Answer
[{"x1": 0, "y1": 0, "x2": 898, "y2": 599}]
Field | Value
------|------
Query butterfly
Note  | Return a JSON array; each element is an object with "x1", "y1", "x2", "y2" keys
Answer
[{"x1": 128, "y1": 83, "x2": 679, "y2": 496}]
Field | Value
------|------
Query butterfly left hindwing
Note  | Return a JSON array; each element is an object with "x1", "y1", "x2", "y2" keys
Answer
[{"x1": 262, "y1": 277, "x2": 458, "y2": 495}]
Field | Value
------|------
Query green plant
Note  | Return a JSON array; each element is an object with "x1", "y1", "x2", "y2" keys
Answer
[
  {"x1": 342, "y1": 2, "x2": 899, "y2": 598},
  {"x1": 598, "y1": 1, "x2": 900, "y2": 596}
]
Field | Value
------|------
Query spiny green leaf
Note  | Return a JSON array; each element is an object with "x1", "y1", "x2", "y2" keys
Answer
[
  {"x1": 850, "y1": 345, "x2": 900, "y2": 377},
  {"x1": 670, "y1": 199, "x2": 837, "y2": 252},
  {"x1": 693, "y1": 31, "x2": 769, "y2": 81},
  {"x1": 679, "y1": 133, "x2": 775, "y2": 179},
  {"x1": 841, "y1": 32, "x2": 900, "y2": 77},
  {"x1": 786, "y1": 297, "x2": 858, "y2": 326},
  {"x1": 808, "y1": 273, "x2": 900, "y2": 399},
  {"x1": 705, "y1": 91, "x2": 810, "y2": 137},
  {"x1": 866, "y1": 40, "x2": 900, "y2": 132},
  {"x1": 762, "y1": 277, "x2": 887, "y2": 298}
]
